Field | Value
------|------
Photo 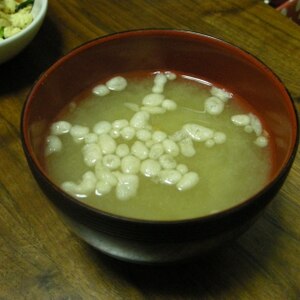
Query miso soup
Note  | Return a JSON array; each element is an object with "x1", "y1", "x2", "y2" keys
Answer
[{"x1": 44, "y1": 71, "x2": 273, "y2": 221}]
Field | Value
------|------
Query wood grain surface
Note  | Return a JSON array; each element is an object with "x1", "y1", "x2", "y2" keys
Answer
[{"x1": 0, "y1": 0, "x2": 300, "y2": 299}]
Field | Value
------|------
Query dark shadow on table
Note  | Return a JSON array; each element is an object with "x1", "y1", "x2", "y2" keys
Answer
[
  {"x1": 0, "y1": 16, "x2": 63, "y2": 96},
  {"x1": 86, "y1": 195, "x2": 284, "y2": 299}
]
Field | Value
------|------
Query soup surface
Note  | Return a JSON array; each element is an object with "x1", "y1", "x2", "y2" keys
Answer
[{"x1": 45, "y1": 71, "x2": 272, "y2": 220}]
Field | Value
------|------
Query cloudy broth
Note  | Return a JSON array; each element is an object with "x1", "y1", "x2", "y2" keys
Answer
[{"x1": 45, "y1": 72, "x2": 272, "y2": 221}]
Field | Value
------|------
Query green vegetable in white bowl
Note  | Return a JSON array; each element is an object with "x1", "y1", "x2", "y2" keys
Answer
[{"x1": 0, "y1": 0, "x2": 47, "y2": 64}]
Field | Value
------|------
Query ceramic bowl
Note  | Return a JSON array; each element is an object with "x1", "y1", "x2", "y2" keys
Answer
[
  {"x1": 277, "y1": 0, "x2": 300, "y2": 25},
  {"x1": 0, "y1": 0, "x2": 48, "y2": 64},
  {"x1": 21, "y1": 30, "x2": 299, "y2": 264}
]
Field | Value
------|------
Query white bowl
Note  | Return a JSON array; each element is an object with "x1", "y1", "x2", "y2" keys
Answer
[{"x1": 0, "y1": 0, "x2": 48, "y2": 64}]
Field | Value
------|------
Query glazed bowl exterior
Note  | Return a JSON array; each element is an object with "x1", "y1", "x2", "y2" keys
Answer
[
  {"x1": 0, "y1": 0, "x2": 48, "y2": 64},
  {"x1": 21, "y1": 30, "x2": 298, "y2": 264}
]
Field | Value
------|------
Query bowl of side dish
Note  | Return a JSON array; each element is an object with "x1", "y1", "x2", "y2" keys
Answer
[
  {"x1": 276, "y1": 0, "x2": 300, "y2": 25},
  {"x1": 0, "y1": 0, "x2": 47, "y2": 64},
  {"x1": 21, "y1": 29, "x2": 298, "y2": 264}
]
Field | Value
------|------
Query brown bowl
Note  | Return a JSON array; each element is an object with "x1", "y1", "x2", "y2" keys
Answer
[{"x1": 21, "y1": 30, "x2": 298, "y2": 264}]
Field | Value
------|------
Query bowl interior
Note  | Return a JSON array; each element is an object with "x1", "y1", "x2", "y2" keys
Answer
[{"x1": 22, "y1": 30, "x2": 298, "y2": 216}]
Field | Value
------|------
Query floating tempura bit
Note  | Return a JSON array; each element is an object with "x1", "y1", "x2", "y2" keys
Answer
[
  {"x1": 140, "y1": 159, "x2": 161, "y2": 178},
  {"x1": 162, "y1": 139, "x2": 180, "y2": 157},
  {"x1": 70, "y1": 125, "x2": 89, "y2": 143},
  {"x1": 231, "y1": 114, "x2": 251, "y2": 127},
  {"x1": 45, "y1": 135, "x2": 62, "y2": 156},
  {"x1": 254, "y1": 136, "x2": 269, "y2": 148},
  {"x1": 204, "y1": 96, "x2": 225, "y2": 115},
  {"x1": 93, "y1": 121, "x2": 112, "y2": 135},
  {"x1": 162, "y1": 99, "x2": 177, "y2": 111},
  {"x1": 249, "y1": 113, "x2": 263, "y2": 136},
  {"x1": 176, "y1": 164, "x2": 189, "y2": 175},
  {"x1": 179, "y1": 138, "x2": 196, "y2": 157},
  {"x1": 61, "y1": 182, "x2": 84, "y2": 198},
  {"x1": 93, "y1": 84, "x2": 110, "y2": 96},
  {"x1": 131, "y1": 141, "x2": 149, "y2": 160},
  {"x1": 121, "y1": 155, "x2": 141, "y2": 174},
  {"x1": 231, "y1": 113, "x2": 267, "y2": 146},
  {"x1": 120, "y1": 126, "x2": 136, "y2": 140},
  {"x1": 95, "y1": 180, "x2": 112, "y2": 196},
  {"x1": 142, "y1": 93, "x2": 164, "y2": 106},
  {"x1": 165, "y1": 71, "x2": 177, "y2": 80},
  {"x1": 159, "y1": 154, "x2": 177, "y2": 169},
  {"x1": 115, "y1": 173, "x2": 139, "y2": 201},
  {"x1": 154, "y1": 73, "x2": 167, "y2": 84},
  {"x1": 116, "y1": 144, "x2": 130, "y2": 157},
  {"x1": 51, "y1": 121, "x2": 72, "y2": 135},
  {"x1": 210, "y1": 86, "x2": 232, "y2": 102},
  {"x1": 213, "y1": 132, "x2": 226, "y2": 144},
  {"x1": 109, "y1": 128, "x2": 120, "y2": 139},
  {"x1": 112, "y1": 119, "x2": 129, "y2": 130},
  {"x1": 98, "y1": 133, "x2": 116, "y2": 154},
  {"x1": 183, "y1": 123, "x2": 214, "y2": 142},
  {"x1": 149, "y1": 143, "x2": 165, "y2": 160},
  {"x1": 159, "y1": 169, "x2": 182, "y2": 185},
  {"x1": 61, "y1": 171, "x2": 97, "y2": 198},
  {"x1": 130, "y1": 111, "x2": 150, "y2": 129},
  {"x1": 95, "y1": 164, "x2": 118, "y2": 186},
  {"x1": 232, "y1": 113, "x2": 260, "y2": 128},
  {"x1": 152, "y1": 73, "x2": 167, "y2": 94},
  {"x1": 102, "y1": 154, "x2": 121, "y2": 170},
  {"x1": 152, "y1": 130, "x2": 167, "y2": 143},
  {"x1": 170, "y1": 130, "x2": 187, "y2": 142},
  {"x1": 176, "y1": 172, "x2": 199, "y2": 191},
  {"x1": 84, "y1": 133, "x2": 98, "y2": 144},
  {"x1": 106, "y1": 76, "x2": 127, "y2": 91},
  {"x1": 145, "y1": 139, "x2": 155, "y2": 148},
  {"x1": 136, "y1": 129, "x2": 152, "y2": 142},
  {"x1": 82, "y1": 143, "x2": 102, "y2": 167}
]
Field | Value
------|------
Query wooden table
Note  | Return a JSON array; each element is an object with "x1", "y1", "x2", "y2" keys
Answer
[{"x1": 1, "y1": 0, "x2": 300, "y2": 299}]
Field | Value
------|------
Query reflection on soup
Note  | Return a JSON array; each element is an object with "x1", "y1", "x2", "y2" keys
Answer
[{"x1": 44, "y1": 71, "x2": 272, "y2": 221}]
